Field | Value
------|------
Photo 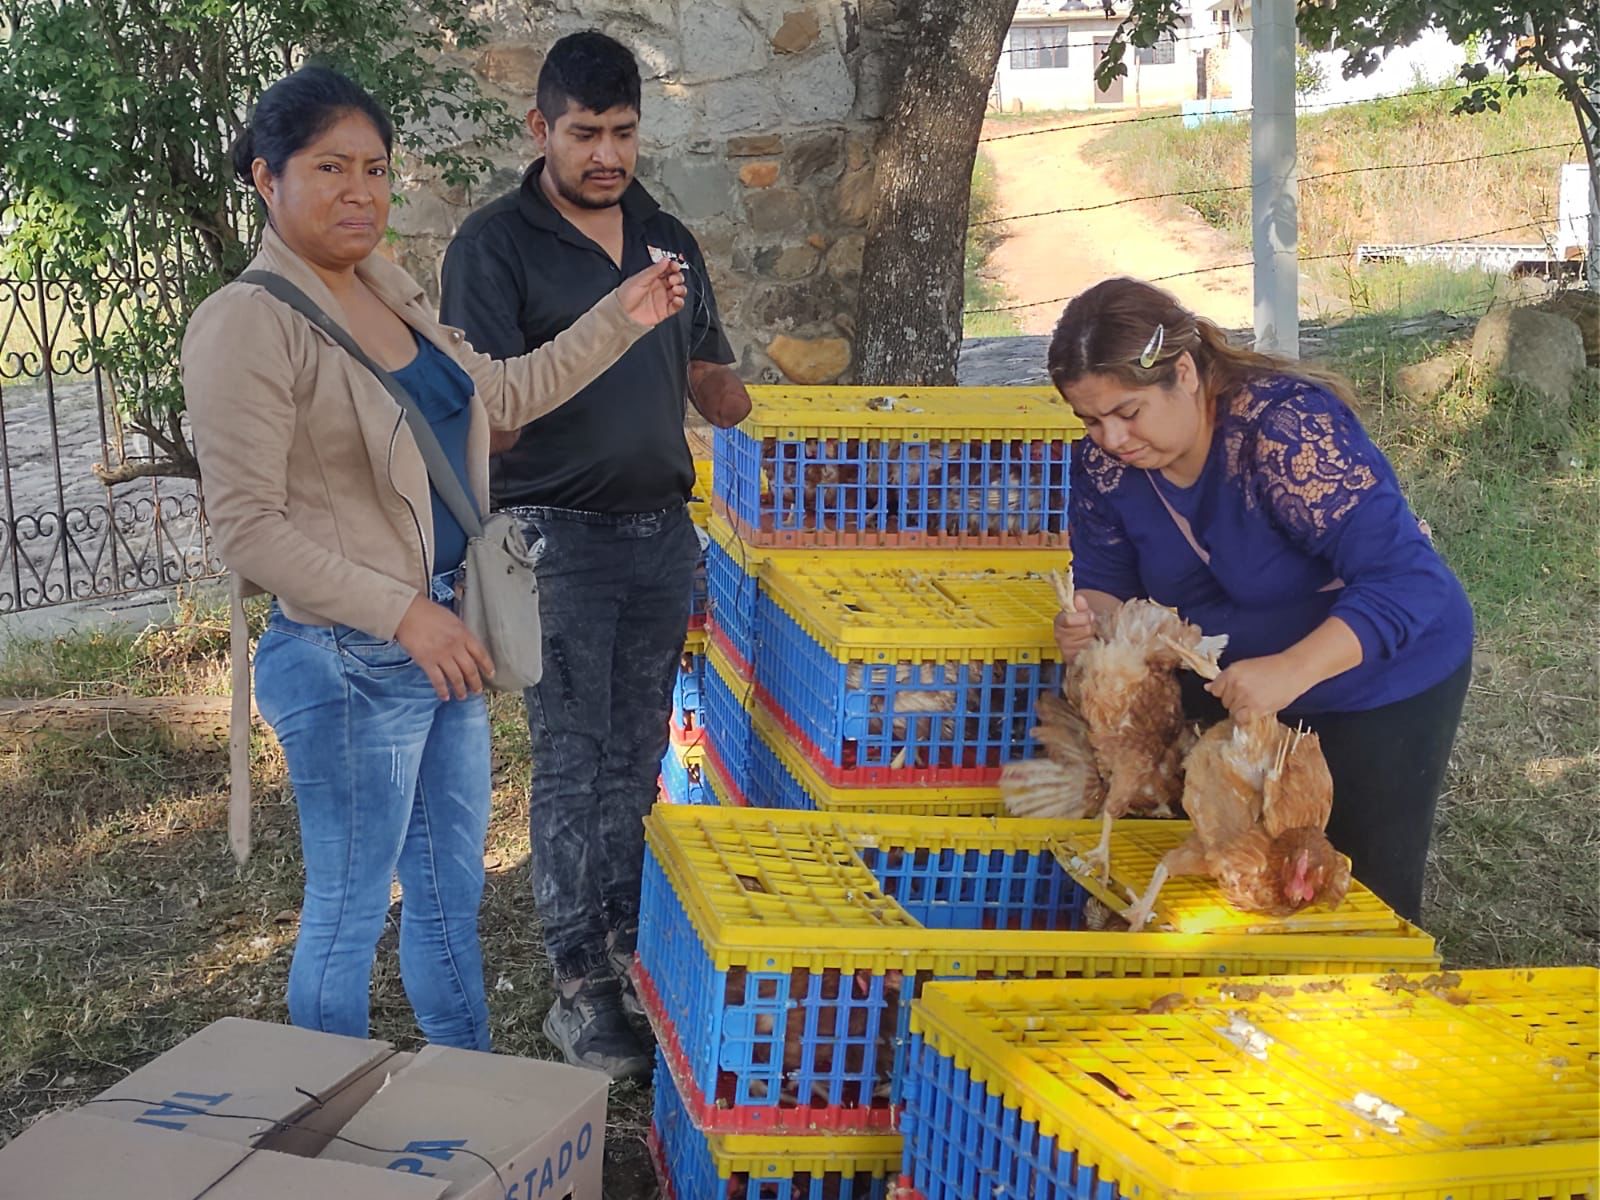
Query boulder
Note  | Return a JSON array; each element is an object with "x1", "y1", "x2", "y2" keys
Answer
[
  {"x1": 767, "y1": 334, "x2": 851, "y2": 383},
  {"x1": 1470, "y1": 306, "x2": 1586, "y2": 406}
]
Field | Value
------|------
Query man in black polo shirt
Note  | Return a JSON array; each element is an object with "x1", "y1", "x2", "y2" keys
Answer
[{"x1": 440, "y1": 30, "x2": 749, "y2": 1078}]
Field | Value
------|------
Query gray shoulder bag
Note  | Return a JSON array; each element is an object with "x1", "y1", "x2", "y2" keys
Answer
[{"x1": 239, "y1": 270, "x2": 542, "y2": 691}]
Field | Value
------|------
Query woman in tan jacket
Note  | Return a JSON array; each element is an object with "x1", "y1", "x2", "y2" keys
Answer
[{"x1": 183, "y1": 66, "x2": 684, "y2": 1050}]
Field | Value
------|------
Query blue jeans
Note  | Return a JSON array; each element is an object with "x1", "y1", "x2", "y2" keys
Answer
[
  {"x1": 512, "y1": 504, "x2": 697, "y2": 981},
  {"x1": 253, "y1": 572, "x2": 491, "y2": 1049}
]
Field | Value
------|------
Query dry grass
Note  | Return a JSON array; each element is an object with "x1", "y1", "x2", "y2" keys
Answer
[
  {"x1": 1, "y1": 325, "x2": 1595, "y2": 1192},
  {"x1": 1327, "y1": 315, "x2": 1599, "y2": 967},
  {"x1": 0, "y1": 651, "x2": 657, "y2": 1195},
  {"x1": 1087, "y1": 82, "x2": 1580, "y2": 255},
  {"x1": 1085, "y1": 81, "x2": 1583, "y2": 316}
]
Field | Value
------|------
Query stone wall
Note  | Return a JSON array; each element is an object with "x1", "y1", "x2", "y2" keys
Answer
[{"x1": 390, "y1": 1, "x2": 911, "y2": 384}]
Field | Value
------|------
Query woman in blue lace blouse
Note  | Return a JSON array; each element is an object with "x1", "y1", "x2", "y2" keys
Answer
[{"x1": 1049, "y1": 278, "x2": 1472, "y2": 921}]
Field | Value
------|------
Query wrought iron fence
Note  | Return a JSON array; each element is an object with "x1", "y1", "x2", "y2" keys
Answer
[{"x1": 0, "y1": 250, "x2": 223, "y2": 614}]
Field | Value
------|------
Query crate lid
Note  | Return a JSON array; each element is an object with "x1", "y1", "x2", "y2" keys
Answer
[
  {"x1": 739, "y1": 384, "x2": 1081, "y2": 439},
  {"x1": 703, "y1": 1130, "x2": 903, "y2": 1179},
  {"x1": 758, "y1": 555, "x2": 1068, "y2": 659},
  {"x1": 706, "y1": 509, "x2": 1052, "y2": 575},
  {"x1": 910, "y1": 968, "x2": 1600, "y2": 1199},
  {"x1": 1053, "y1": 821, "x2": 1401, "y2": 935},
  {"x1": 644, "y1": 806, "x2": 1438, "y2": 975}
]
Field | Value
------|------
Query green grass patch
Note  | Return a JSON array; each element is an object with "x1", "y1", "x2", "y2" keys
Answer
[{"x1": 964, "y1": 151, "x2": 1022, "y2": 337}]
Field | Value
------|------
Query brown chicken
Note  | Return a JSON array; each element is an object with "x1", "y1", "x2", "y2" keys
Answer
[
  {"x1": 1000, "y1": 581, "x2": 1226, "y2": 882},
  {"x1": 1123, "y1": 716, "x2": 1352, "y2": 930}
]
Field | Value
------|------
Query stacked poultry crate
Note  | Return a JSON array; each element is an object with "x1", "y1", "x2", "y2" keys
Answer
[
  {"x1": 695, "y1": 384, "x2": 1081, "y2": 819},
  {"x1": 898, "y1": 967, "x2": 1599, "y2": 1200},
  {"x1": 637, "y1": 805, "x2": 1444, "y2": 1198},
  {"x1": 659, "y1": 458, "x2": 716, "y2": 807}
]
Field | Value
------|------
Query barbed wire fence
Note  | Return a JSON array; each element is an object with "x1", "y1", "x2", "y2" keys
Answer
[{"x1": 966, "y1": 77, "x2": 1585, "y2": 323}]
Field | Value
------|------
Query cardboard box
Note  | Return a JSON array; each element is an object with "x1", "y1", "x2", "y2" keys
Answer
[
  {"x1": 0, "y1": 1111, "x2": 447, "y2": 1199},
  {"x1": 88, "y1": 1016, "x2": 405, "y2": 1157},
  {"x1": 319, "y1": 1044, "x2": 609, "y2": 1200}
]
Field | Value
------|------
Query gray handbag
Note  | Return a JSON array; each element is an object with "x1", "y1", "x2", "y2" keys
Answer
[{"x1": 239, "y1": 270, "x2": 542, "y2": 692}]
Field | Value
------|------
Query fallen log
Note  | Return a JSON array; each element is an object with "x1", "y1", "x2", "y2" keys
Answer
[{"x1": 0, "y1": 695, "x2": 255, "y2": 752}]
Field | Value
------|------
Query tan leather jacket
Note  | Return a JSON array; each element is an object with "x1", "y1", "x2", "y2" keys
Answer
[
  {"x1": 183, "y1": 226, "x2": 647, "y2": 860},
  {"x1": 184, "y1": 225, "x2": 646, "y2": 637}
]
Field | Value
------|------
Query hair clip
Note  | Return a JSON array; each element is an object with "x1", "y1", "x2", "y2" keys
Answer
[{"x1": 1138, "y1": 324, "x2": 1166, "y2": 369}]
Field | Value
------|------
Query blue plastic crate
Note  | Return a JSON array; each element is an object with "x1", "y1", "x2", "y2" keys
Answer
[
  {"x1": 753, "y1": 592, "x2": 1060, "y2": 780},
  {"x1": 713, "y1": 422, "x2": 1071, "y2": 547},
  {"x1": 673, "y1": 650, "x2": 707, "y2": 733},
  {"x1": 651, "y1": 1050, "x2": 897, "y2": 1200},
  {"x1": 744, "y1": 722, "x2": 818, "y2": 812},
  {"x1": 900, "y1": 1033, "x2": 1103, "y2": 1200},
  {"x1": 703, "y1": 649, "x2": 756, "y2": 802},
  {"x1": 636, "y1": 838, "x2": 1087, "y2": 1132},
  {"x1": 661, "y1": 742, "x2": 715, "y2": 807},
  {"x1": 689, "y1": 552, "x2": 709, "y2": 630},
  {"x1": 706, "y1": 536, "x2": 759, "y2": 666}
]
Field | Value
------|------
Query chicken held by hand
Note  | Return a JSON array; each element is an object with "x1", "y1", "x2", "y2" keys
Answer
[{"x1": 1123, "y1": 717, "x2": 1351, "y2": 931}]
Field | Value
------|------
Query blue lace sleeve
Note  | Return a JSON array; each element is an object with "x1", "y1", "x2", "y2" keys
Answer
[
  {"x1": 1069, "y1": 441, "x2": 1140, "y2": 598},
  {"x1": 1248, "y1": 380, "x2": 1458, "y2": 662},
  {"x1": 1249, "y1": 381, "x2": 1381, "y2": 544}
]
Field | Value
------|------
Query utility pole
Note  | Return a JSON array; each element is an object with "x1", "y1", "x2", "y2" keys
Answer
[
  {"x1": 1251, "y1": 0, "x2": 1298, "y2": 355},
  {"x1": 1588, "y1": 84, "x2": 1599, "y2": 292}
]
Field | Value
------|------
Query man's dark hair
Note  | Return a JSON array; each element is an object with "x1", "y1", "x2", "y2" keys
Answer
[
  {"x1": 536, "y1": 31, "x2": 642, "y2": 124},
  {"x1": 231, "y1": 65, "x2": 394, "y2": 188}
]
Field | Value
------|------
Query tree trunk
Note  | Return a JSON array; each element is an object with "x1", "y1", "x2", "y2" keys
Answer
[{"x1": 854, "y1": 0, "x2": 1019, "y2": 386}]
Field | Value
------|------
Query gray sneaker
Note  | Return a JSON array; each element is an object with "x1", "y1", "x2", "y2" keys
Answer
[
  {"x1": 541, "y1": 974, "x2": 652, "y2": 1080},
  {"x1": 607, "y1": 924, "x2": 649, "y2": 1023}
]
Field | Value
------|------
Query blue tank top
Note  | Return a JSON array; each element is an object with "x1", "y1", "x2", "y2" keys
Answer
[{"x1": 390, "y1": 330, "x2": 476, "y2": 573}]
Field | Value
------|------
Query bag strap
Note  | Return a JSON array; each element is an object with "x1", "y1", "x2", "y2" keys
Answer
[
  {"x1": 1144, "y1": 471, "x2": 1212, "y2": 565},
  {"x1": 1144, "y1": 469, "x2": 1344, "y2": 592},
  {"x1": 238, "y1": 270, "x2": 484, "y2": 539}
]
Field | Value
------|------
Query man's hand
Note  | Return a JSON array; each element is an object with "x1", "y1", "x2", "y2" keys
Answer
[
  {"x1": 617, "y1": 258, "x2": 686, "y2": 327},
  {"x1": 688, "y1": 361, "x2": 752, "y2": 428}
]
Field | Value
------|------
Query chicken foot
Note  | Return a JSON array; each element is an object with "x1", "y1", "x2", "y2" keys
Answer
[
  {"x1": 1122, "y1": 863, "x2": 1169, "y2": 931},
  {"x1": 1080, "y1": 806, "x2": 1115, "y2": 884},
  {"x1": 1124, "y1": 837, "x2": 1208, "y2": 931}
]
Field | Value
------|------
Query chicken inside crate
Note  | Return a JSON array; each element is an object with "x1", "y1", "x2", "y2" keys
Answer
[
  {"x1": 712, "y1": 385, "x2": 1081, "y2": 548},
  {"x1": 650, "y1": 1047, "x2": 901, "y2": 1200},
  {"x1": 901, "y1": 968, "x2": 1600, "y2": 1200},
  {"x1": 631, "y1": 806, "x2": 1441, "y2": 1138},
  {"x1": 750, "y1": 556, "x2": 1069, "y2": 783}
]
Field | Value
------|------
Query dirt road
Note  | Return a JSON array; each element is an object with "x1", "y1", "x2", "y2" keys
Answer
[{"x1": 979, "y1": 117, "x2": 1255, "y2": 335}]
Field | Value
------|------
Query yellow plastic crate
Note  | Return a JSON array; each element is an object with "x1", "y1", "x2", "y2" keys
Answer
[
  {"x1": 652, "y1": 1045, "x2": 901, "y2": 1197},
  {"x1": 714, "y1": 385, "x2": 1083, "y2": 550},
  {"x1": 689, "y1": 457, "x2": 714, "y2": 529},
  {"x1": 904, "y1": 969, "x2": 1600, "y2": 1200},
  {"x1": 1053, "y1": 821, "x2": 1403, "y2": 935},
  {"x1": 645, "y1": 806, "x2": 1438, "y2": 976},
  {"x1": 636, "y1": 806, "x2": 1441, "y2": 1137},
  {"x1": 702, "y1": 632, "x2": 1004, "y2": 816},
  {"x1": 735, "y1": 385, "x2": 1075, "y2": 439},
  {"x1": 759, "y1": 552, "x2": 1068, "y2": 660},
  {"x1": 750, "y1": 700, "x2": 1005, "y2": 817}
]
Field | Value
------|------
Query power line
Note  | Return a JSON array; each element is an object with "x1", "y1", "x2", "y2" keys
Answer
[
  {"x1": 966, "y1": 216, "x2": 1558, "y2": 314},
  {"x1": 968, "y1": 141, "x2": 1580, "y2": 229}
]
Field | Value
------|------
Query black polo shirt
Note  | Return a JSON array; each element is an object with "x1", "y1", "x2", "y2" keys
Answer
[{"x1": 439, "y1": 161, "x2": 734, "y2": 514}]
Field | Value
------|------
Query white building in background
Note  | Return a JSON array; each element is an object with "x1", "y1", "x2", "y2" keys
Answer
[
  {"x1": 990, "y1": 0, "x2": 1472, "y2": 117},
  {"x1": 1203, "y1": 0, "x2": 1467, "y2": 110},
  {"x1": 991, "y1": 0, "x2": 1206, "y2": 111}
]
